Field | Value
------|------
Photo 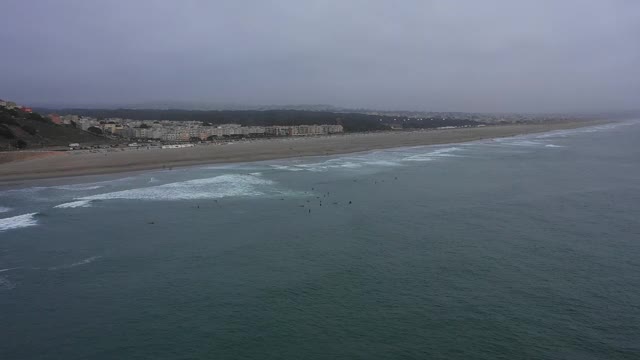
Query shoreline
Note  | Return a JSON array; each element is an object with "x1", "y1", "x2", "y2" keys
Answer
[{"x1": 0, "y1": 121, "x2": 611, "y2": 185}]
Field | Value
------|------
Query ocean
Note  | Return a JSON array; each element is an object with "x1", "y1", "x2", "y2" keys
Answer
[{"x1": 1, "y1": 121, "x2": 639, "y2": 359}]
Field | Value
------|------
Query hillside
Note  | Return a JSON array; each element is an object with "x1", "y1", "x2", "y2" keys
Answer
[{"x1": 0, "y1": 106, "x2": 108, "y2": 150}]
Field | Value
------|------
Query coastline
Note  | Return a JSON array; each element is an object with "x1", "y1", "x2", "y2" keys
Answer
[{"x1": 0, "y1": 120, "x2": 609, "y2": 185}]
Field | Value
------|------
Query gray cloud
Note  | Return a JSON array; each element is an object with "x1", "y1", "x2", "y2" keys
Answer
[{"x1": 1, "y1": 0, "x2": 639, "y2": 112}]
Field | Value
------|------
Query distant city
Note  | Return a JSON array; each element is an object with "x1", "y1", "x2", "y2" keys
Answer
[
  {"x1": 4, "y1": 96, "x2": 633, "y2": 152},
  {"x1": 48, "y1": 114, "x2": 344, "y2": 142}
]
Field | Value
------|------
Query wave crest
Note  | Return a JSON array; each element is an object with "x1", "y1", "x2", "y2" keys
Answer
[
  {"x1": 81, "y1": 174, "x2": 276, "y2": 201},
  {"x1": 0, "y1": 213, "x2": 38, "y2": 232},
  {"x1": 54, "y1": 200, "x2": 93, "y2": 209}
]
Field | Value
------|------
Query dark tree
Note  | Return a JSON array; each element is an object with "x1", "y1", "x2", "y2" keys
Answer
[
  {"x1": 87, "y1": 126, "x2": 103, "y2": 135},
  {"x1": 12, "y1": 139, "x2": 28, "y2": 149},
  {"x1": 20, "y1": 124, "x2": 38, "y2": 135},
  {"x1": 27, "y1": 112, "x2": 50, "y2": 123},
  {"x1": 0, "y1": 112, "x2": 19, "y2": 126},
  {"x1": 0, "y1": 124, "x2": 16, "y2": 139}
]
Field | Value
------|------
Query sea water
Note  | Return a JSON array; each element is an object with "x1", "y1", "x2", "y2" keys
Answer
[{"x1": 1, "y1": 121, "x2": 639, "y2": 359}]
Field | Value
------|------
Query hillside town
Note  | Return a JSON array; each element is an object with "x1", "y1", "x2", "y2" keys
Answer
[
  {"x1": 46, "y1": 114, "x2": 344, "y2": 141},
  {"x1": 0, "y1": 98, "x2": 33, "y2": 113}
]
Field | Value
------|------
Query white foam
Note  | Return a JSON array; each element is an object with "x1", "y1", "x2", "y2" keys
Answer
[
  {"x1": 0, "y1": 213, "x2": 38, "y2": 232},
  {"x1": 49, "y1": 256, "x2": 102, "y2": 270},
  {"x1": 271, "y1": 164, "x2": 305, "y2": 172},
  {"x1": 403, "y1": 147, "x2": 462, "y2": 162},
  {"x1": 431, "y1": 147, "x2": 463, "y2": 156},
  {"x1": 82, "y1": 174, "x2": 275, "y2": 201},
  {"x1": 0, "y1": 276, "x2": 15, "y2": 290},
  {"x1": 322, "y1": 161, "x2": 362, "y2": 170},
  {"x1": 54, "y1": 200, "x2": 93, "y2": 209},
  {"x1": 0, "y1": 206, "x2": 11, "y2": 213},
  {"x1": 544, "y1": 144, "x2": 564, "y2": 148},
  {"x1": 534, "y1": 121, "x2": 638, "y2": 139},
  {"x1": 361, "y1": 160, "x2": 401, "y2": 167},
  {"x1": 53, "y1": 185, "x2": 103, "y2": 191},
  {"x1": 502, "y1": 140, "x2": 545, "y2": 147},
  {"x1": 401, "y1": 155, "x2": 436, "y2": 162},
  {"x1": 272, "y1": 155, "x2": 401, "y2": 172}
]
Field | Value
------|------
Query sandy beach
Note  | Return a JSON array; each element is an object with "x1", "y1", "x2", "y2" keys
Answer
[{"x1": 0, "y1": 121, "x2": 607, "y2": 184}]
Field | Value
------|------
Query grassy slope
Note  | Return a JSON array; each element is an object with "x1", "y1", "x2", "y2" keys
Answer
[{"x1": 0, "y1": 107, "x2": 108, "y2": 149}]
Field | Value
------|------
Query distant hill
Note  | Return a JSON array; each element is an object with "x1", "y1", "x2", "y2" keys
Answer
[{"x1": 0, "y1": 106, "x2": 108, "y2": 150}]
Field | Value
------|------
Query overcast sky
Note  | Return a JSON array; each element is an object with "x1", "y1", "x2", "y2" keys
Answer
[{"x1": 1, "y1": 0, "x2": 639, "y2": 112}]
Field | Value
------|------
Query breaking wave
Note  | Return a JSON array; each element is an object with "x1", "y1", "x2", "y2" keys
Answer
[
  {"x1": 499, "y1": 140, "x2": 545, "y2": 147},
  {"x1": 80, "y1": 174, "x2": 278, "y2": 201},
  {"x1": 52, "y1": 185, "x2": 104, "y2": 191},
  {"x1": 54, "y1": 200, "x2": 93, "y2": 209},
  {"x1": 532, "y1": 120, "x2": 638, "y2": 139},
  {"x1": 271, "y1": 155, "x2": 402, "y2": 172},
  {"x1": 0, "y1": 213, "x2": 39, "y2": 232},
  {"x1": 270, "y1": 165, "x2": 305, "y2": 172},
  {"x1": 403, "y1": 147, "x2": 463, "y2": 162},
  {"x1": 0, "y1": 206, "x2": 11, "y2": 213}
]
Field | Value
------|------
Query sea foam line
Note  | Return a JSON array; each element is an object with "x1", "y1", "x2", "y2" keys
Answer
[
  {"x1": 80, "y1": 174, "x2": 274, "y2": 201},
  {"x1": 52, "y1": 185, "x2": 104, "y2": 191},
  {"x1": 403, "y1": 147, "x2": 463, "y2": 162},
  {"x1": 0, "y1": 213, "x2": 38, "y2": 232},
  {"x1": 54, "y1": 200, "x2": 93, "y2": 209},
  {"x1": 48, "y1": 256, "x2": 102, "y2": 270}
]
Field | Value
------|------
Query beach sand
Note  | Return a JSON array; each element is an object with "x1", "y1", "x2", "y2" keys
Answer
[
  {"x1": 0, "y1": 121, "x2": 606, "y2": 184},
  {"x1": 0, "y1": 151, "x2": 63, "y2": 164}
]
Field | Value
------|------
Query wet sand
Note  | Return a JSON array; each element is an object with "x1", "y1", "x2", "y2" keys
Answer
[{"x1": 0, "y1": 121, "x2": 606, "y2": 184}]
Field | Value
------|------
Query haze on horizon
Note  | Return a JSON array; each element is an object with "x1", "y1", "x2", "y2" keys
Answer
[{"x1": 1, "y1": 0, "x2": 639, "y2": 113}]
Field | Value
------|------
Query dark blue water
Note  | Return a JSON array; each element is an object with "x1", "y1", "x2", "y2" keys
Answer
[{"x1": 1, "y1": 121, "x2": 639, "y2": 359}]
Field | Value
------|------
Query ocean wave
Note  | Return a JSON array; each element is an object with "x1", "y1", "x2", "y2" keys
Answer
[
  {"x1": 48, "y1": 256, "x2": 102, "y2": 270},
  {"x1": 270, "y1": 165, "x2": 305, "y2": 171},
  {"x1": 200, "y1": 163, "x2": 265, "y2": 171},
  {"x1": 52, "y1": 185, "x2": 104, "y2": 191},
  {"x1": 271, "y1": 156, "x2": 401, "y2": 172},
  {"x1": 498, "y1": 139, "x2": 545, "y2": 147},
  {"x1": 81, "y1": 174, "x2": 277, "y2": 201},
  {"x1": 403, "y1": 147, "x2": 462, "y2": 162},
  {"x1": 0, "y1": 276, "x2": 16, "y2": 290},
  {"x1": 0, "y1": 206, "x2": 11, "y2": 213},
  {"x1": 0, "y1": 213, "x2": 38, "y2": 232},
  {"x1": 544, "y1": 144, "x2": 564, "y2": 148},
  {"x1": 534, "y1": 121, "x2": 638, "y2": 139},
  {"x1": 360, "y1": 160, "x2": 401, "y2": 167},
  {"x1": 297, "y1": 160, "x2": 363, "y2": 172},
  {"x1": 54, "y1": 200, "x2": 93, "y2": 209}
]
